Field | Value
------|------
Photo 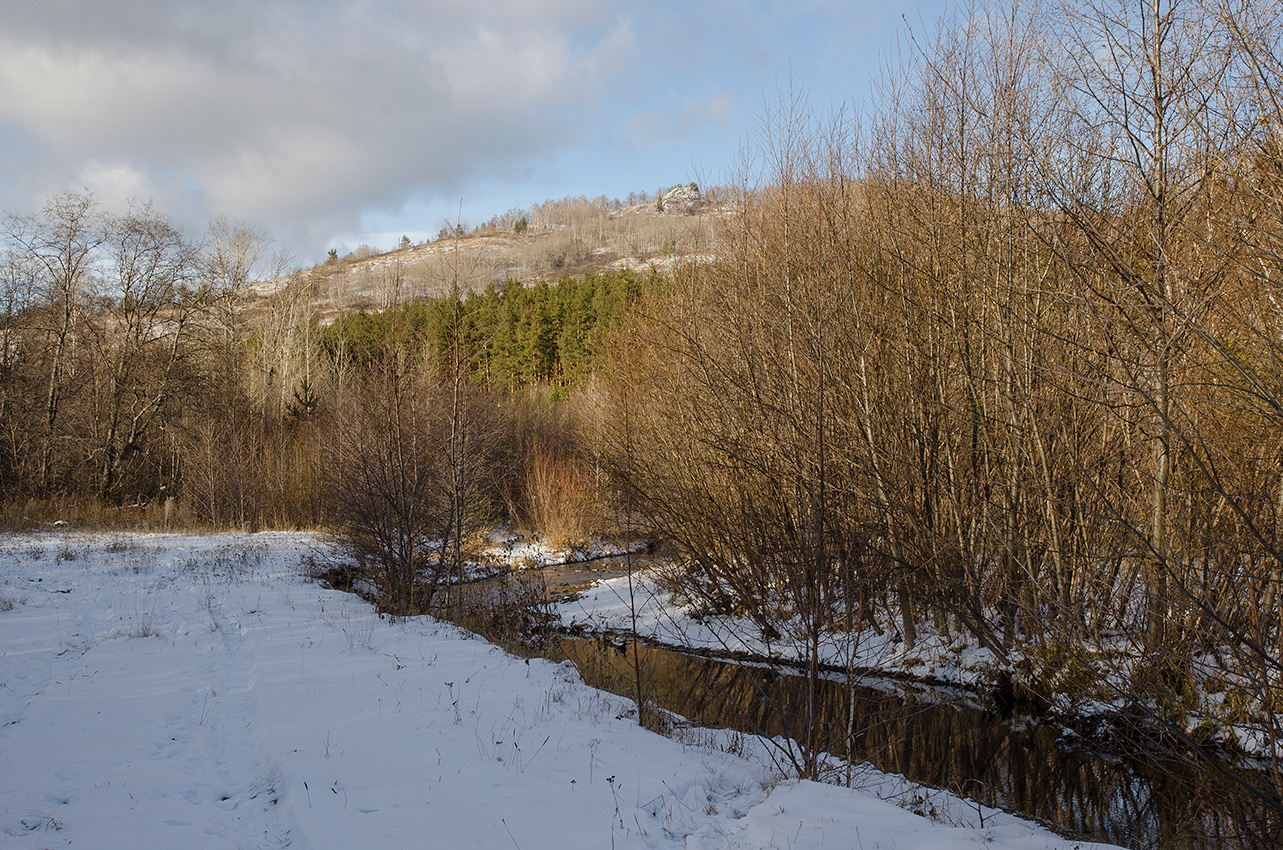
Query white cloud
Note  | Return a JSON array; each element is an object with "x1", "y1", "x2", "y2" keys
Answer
[
  {"x1": 76, "y1": 161, "x2": 156, "y2": 210},
  {"x1": 0, "y1": 0, "x2": 633, "y2": 255}
]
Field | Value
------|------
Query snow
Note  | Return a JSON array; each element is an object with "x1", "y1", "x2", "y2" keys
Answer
[
  {"x1": 0, "y1": 532, "x2": 1118, "y2": 849},
  {"x1": 557, "y1": 570, "x2": 1006, "y2": 687},
  {"x1": 484, "y1": 529, "x2": 645, "y2": 569}
]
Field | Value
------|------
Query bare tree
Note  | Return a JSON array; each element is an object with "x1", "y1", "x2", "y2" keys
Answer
[
  {"x1": 325, "y1": 350, "x2": 455, "y2": 615},
  {"x1": 1035, "y1": 0, "x2": 1233, "y2": 656},
  {"x1": 88, "y1": 202, "x2": 200, "y2": 500},
  {"x1": 2, "y1": 193, "x2": 103, "y2": 492}
]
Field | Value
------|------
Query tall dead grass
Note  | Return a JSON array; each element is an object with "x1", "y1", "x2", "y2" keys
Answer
[
  {"x1": 0, "y1": 495, "x2": 192, "y2": 532},
  {"x1": 517, "y1": 447, "x2": 602, "y2": 549}
]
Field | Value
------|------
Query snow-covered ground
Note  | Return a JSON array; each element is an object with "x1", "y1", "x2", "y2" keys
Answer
[
  {"x1": 557, "y1": 569, "x2": 1000, "y2": 686},
  {"x1": 485, "y1": 529, "x2": 646, "y2": 569},
  {"x1": 0, "y1": 532, "x2": 1117, "y2": 849},
  {"x1": 559, "y1": 568, "x2": 1281, "y2": 764}
]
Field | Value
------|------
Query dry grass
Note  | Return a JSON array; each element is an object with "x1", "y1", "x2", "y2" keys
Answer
[
  {"x1": 0, "y1": 494, "x2": 278, "y2": 534},
  {"x1": 518, "y1": 448, "x2": 603, "y2": 549},
  {"x1": 0, "y1": 496, "x2": 190, "y2": 532}
]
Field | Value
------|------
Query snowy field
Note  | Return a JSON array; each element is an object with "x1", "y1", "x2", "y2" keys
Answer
[{"x1": 0, "y1": 532, "x2": 1117, "y2": 849}]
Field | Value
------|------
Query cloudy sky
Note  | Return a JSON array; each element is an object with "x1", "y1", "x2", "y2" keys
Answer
[{"x1": 0, "y1": 0, "x2": 948, "y2": 266}]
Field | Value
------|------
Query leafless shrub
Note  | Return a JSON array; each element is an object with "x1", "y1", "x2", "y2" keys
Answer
[
  {"x1": 446, "y1": 567, "x2": 554, "y2": 652},
  {"x1": 319, "y1": 295, "x2": 504, "y2": 615},
  {"x1": 322, "y1": 359, "x2": 456, "y2": 615}
]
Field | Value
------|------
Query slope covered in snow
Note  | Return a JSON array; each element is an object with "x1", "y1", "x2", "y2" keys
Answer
[{"x1": 0, "y1": 532, "x2": 1114, "y2": 849}]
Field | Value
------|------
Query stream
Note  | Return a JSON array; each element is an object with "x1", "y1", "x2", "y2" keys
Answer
[{"x1": 446, "y1": 559, "x2": 1283, "y2": 849}]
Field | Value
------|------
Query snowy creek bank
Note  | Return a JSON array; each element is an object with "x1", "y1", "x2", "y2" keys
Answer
[
  {"x1": 0, "y1": 532, "x2": 1117, "y2": 850},
  {"x1": 484, "y1": 558, "x2": 1278, "y2": 850},
  {"x1": 544, "y1": 634, "x2": 1276, "y2": 850}
]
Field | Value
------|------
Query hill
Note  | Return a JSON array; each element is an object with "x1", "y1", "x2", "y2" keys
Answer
[{"x1": 247, "y1": 185, "x2": 727, "y2": 324}]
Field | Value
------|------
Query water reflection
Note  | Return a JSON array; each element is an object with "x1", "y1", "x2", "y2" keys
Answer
[
  {"x1": 554, "y1": 637, "x2": 1280, "y2": 850},
  {"x1": 447, "y1": 566, "x2": 1281, "y2": 849}
]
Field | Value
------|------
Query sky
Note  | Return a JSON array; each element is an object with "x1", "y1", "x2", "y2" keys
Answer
[{"x1": 0, "y1": 0, "x2": 951, "y2": 268}]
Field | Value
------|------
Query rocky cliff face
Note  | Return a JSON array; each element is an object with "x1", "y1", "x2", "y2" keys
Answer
[{"x1": 659, "y1": 184, "x2": 705, "y2": 215}]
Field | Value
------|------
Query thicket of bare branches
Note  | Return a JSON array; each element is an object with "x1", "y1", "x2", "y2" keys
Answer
[
  {"x1": 0, "y1": 193, "x2": 330, "y2": 530},
  {"x1": 322, "y1": 348, "x2": 501, "y2": 615},
  {"x1": 1, "y1": 195, "x2": 201, "y2": 505},
  {"x1": 599, "y1": 0, "x2": 1283, "y2": 819}
]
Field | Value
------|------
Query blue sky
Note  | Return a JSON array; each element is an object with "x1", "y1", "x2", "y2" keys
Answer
[{"x1": 0, "y1": 0, "x2": 950, "y2": 266}]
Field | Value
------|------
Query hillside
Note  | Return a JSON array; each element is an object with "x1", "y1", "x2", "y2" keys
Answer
[{"x1": 247, "y1": 186, "x2": 726, "y2": 324}]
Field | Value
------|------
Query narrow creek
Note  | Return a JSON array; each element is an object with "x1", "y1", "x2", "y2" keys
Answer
[{"x1": 443, "y1": 560, "x2": 1282, "y2": 850}]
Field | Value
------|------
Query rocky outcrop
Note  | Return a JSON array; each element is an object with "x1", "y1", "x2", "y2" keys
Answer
[{"x1": 658, "y1": 184, "x2": 705, "y2": 215}]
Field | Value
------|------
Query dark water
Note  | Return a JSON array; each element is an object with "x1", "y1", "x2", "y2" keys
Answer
[
  {"x1": 556, "y1": 636, "x2": 1281, "y2": 849},
  {"x1": 451, "y1": 565, "x2": 1283, "y2": 850}
]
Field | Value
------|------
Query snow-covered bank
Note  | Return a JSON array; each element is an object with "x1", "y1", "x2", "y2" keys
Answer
[
  {"x1": 0, "y1": 532, "x2": 1115, "y2": 849},
  {"x1": 557, "y1": 568, "x2": 1282, "y2": 765},
  {"x1": 485, "y1": 529, "x2": 647, "y2": 569},
  {"x1": 557, "y1": 569, "x2": 985, "y2": 684}
]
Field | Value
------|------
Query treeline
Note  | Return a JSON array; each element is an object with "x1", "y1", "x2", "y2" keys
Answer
[
  {"x1": 592, "y1": 0, "x2": 1283, "y2": 816},
  {"x1": 0, "y1": 196, "x2": 637, "y2": 540},
  {"x1": 321, "y1": 270, "x2": 647, "y2": 389},
  {"x1": 0, "y1": 197, "x2": 266, "y2": 513}
]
